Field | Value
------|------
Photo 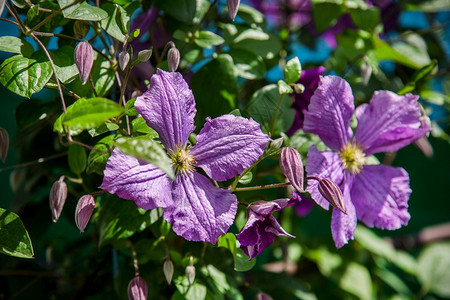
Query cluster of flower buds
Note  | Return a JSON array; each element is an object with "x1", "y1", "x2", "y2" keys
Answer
[
  {"x1": 49, "y1": 176, "x2": 67, "y2": 222},
  {"x1": 127, "y1": 276, "x2": 148, "y2": 300},
  {"x1": 166, "y1": 42, "x2": 180, "y2": 72},
  {"x1": 227, "y1": 0, "x2": 240, "y2": 21},
  {"x1": 0, "y1": 127, "x2": 9, "y2": 163},
  {"x1": 163, "y1": 258, "x2": 174, "y2": 284},
  {"x1": 185, "y1": 256, "x2": 196, "y2": 286},
  {"x1": 279, "y1": 147, "x2": 304, "y2": 193},
  {"x1": 74, "y1": 41, "x2": 94, "y2": 85},
  {"x1": 75, "y1": 194, "x2": 95, "y2": 232}
]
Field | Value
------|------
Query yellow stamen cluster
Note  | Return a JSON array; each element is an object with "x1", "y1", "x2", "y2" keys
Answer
[
  {"x1": 339, "y1": 142, "x2": 365, "y2": 174},
  {"x1": 168, "y1": 146, "x2": 196, "y2": 175}
]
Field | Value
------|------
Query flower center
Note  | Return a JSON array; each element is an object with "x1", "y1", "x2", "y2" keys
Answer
[
  {"x1": 339, "y1": 142, "x2": 365, "y2": 174},
  {"x1": 168, "y1": 145, "x2": 196, "y2": 175}
]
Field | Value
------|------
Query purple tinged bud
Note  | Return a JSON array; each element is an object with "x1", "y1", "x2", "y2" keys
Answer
[
  {"x1": 280, "y1": 147, "x2": 304, "y2": 193},
  {"x1": 74, "y1": 41, "x2": 94, "y2": 85},
  {"x1": 318, "y1": 178, "x2": 346, "y2": 214},
  {"x1": 50, "y1": 176, "x2": 67, "y2": 222},
  {"x1": 127, "y1": 276, "x2": 148, "y2": 300},
  {"x1": 75, "y1": 194, "x2": 95, "y2": 232},
  {"x1": 167, "y1": 47, "x2": 180, "y2": 72},
  {"x1": 119, "y1": 51, "x2": 130, "y2": 71},
  {"x1": 226, "y1": 0, "x2": 240, "y2": 21},
  {"x1": 0, "y1": 127, "x2": 9, "y2": 163},
  {"x1": 163, "y1": 259, "x2": 174, "y2": 284},
  {"x1": 256, "y1": 292, "x2": 273, "y2": 300},
  {"x1": 185, "y1": 256, "x2": 195, "y2": 285}
]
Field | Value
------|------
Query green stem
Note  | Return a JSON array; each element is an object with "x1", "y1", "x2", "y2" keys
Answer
[
  {"x1": 230, "y1": 155, "x2": 266, "y2": 191},
  {"x1": 28, "y1": 0, "x2": 81, "y2": 33},
  {"x1": 234, "y1": 182, "x2": 291, "y2": 192},
  {"x1": 269, "y1": 93, "x2": 285, "y2": 136}
]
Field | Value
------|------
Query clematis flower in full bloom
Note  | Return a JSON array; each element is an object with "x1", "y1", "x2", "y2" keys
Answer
[
  {"x1": 101, "y1": 69, "x2": 269, "y2": 243},
  {"x1": 237, "y1": 199, "x2": 295, "y2": 259},
  {"x1": 303, "y1": 76, "x2": 430, "y2": 248}
]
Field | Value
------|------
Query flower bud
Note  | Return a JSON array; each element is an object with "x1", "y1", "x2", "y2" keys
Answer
[
  {"x1": 318, "y1": 178, "x2": 346, "y2": 214},
  {"x1": 127, "y1": 276, "x2": 148, "y2": 300},
  {"x1": 0, "y1": 127, "x2": 9, "y2": 163},
  {"x1": 227, "y1": 0, "x2": 240, "y2": 21},
  {"x1": 74, "y1": 41, "x2": 94, "y2": 85},
  {"x1": 267, "y1": 137, "x2": 283, "y2": 153},
  {"x1": 50, "y1": 176, "x2": 67, "y2": 222},
  {"x1": 75, "y1": 194, "x2": 95, "y2": 232},
  {"x1": 74, "y1": 20, "x2": 90, "y2": 39},
  {"x1": 119, "y1": 51, "x2": 130, "y2": 71},
  {"x1": 293, "y1": 83, "x2": 305, "y2": 94},
  {"x1": 163, "y1": 259, "x2": 174, "y2": 284},
  {"x1": 280, "y1": 147, "x2": 304, "y2": 193},
  {"x1": 167, "y1": 47, "x2": 180, "y2": 72},
  {"x1": 185, "y1": 256, "x2": 195, "y2": 285},
  {"x1": 256, "y1": 292, "x2": 273, "y2": 300},
  {"x1": 137, "y1": 49, "x2": 152, "y2": 63}
]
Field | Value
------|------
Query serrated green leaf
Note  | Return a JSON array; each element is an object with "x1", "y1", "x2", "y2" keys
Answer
[
  {"x1": 62, "y1": 97, "x2": 124, "y2": 132},
  {"x1": 86, "y1": 134, "x2": 114, "y2": 175},
  {"x1": 115, "y1": 136, "x2": 175, "y2": 180},
  {"x1": 284, "y1": 56, "x2": 302, "y2": 84},
  {"x1": 97, "y1": 197, "x2": 151, "y2": 247},
  {"x1": 277, "y1": 80, "x2": 293, "y2": 94},
  {"x1": 228, "y1": 48, "x2": 265, "y2": 80},
  {"x1": 194, "y1": 31, "x2": 225, "y2": 49},
  {"x1": 0, "y1": 36, "x2": 33, "y2": 56},
  {"x1": 57, "y1": 0, "x2": 108, "y2": 21},
  {"x1": 417, "y1": 242, "x2": 450, "y2": 297},
  {"x1": 0, "y1": 208, "x2": 34, "y2": 259},
  {"x1": 68, "y1": 144, "x2": 87, "y2": 174},
  {"x1": 100, "y1": 3, "x2": 130, "y2": 42},
  {"x1": 0, "y1": 55, "x2": 52, "y2": 98}
]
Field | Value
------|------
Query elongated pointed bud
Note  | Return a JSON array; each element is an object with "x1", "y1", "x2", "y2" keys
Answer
[
  {"x1": 119, "y1": 51, "x2": 130, "y2": 71},
  {"x1": 137, "y1": 49, "x2": 152, "y2": 63},
  {"x1": 280, "y1": 147, "x2": 304, "y2": 193},
  {"x1": 185, "y1": 256, "x2": 195, "y2": 285},
  {"x1": 75, "y1": 194, "x2": 95, "y2": 232},
  {"x1": 50, "y1": 176, "x2": 67, "y2": 222},
  {"x1": 227, "y1": 0, "x2": 240, "y2": 21},
  {"x1": 163, "y1": 259, "x2": 174, "y2": 284},
  {"x1": 0, "y1": 128, "x2": 9, "y2": 163},
  {"x1": 267, "y1": 137, "x2": 284, "y2": 153},
  {"x1": 318, "y1": 178, "x2": 346, "y2": 214},
  {"x1": 74, "y1": 41, "x2": 94, "y2": 85},
  {"x1": 167, "y1": 47, "x2": 180, "y2": 72},
  {"x1": 127, "y1": 276, "x2": 148, "y2": 300}
]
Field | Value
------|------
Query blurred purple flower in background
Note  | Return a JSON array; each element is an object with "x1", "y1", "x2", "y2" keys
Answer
[
  {"x1": 303, "y1": 76, "x2": 430, "y2": 248},
  {"x1": 237, "y1": 199, "x2": 295, "y2": 259},
  {"x1": 102, "y1": 69, "x2": 269, "y2": 243}
]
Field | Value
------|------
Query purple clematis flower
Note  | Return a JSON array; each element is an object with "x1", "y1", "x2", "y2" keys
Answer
[
  {"x1": 101, "y1": 69, "x2": 269, "y2": 243},
  {"x1": 303, "y1": 76, "x2": 430, "y2": 248},
  {"x1": 237, "y1": 199, "x2": 295, "y2": 259}
]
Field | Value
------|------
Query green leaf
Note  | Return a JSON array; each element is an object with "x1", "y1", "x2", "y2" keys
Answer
[
  {"x1": 218, "y1": 233, "x2": 237, "y2": 262},
  {"x1": 312, "y1": 0, "x2": 345, "y2": 32},
  {"x1": 130, "y1": 117, "x2": 158, "y2": 137},
  {"x1": 201, "y1": 265, "x2": 230, "y2": 293},
  {"x1": 154, "y1": 0, "x2": 196, "y2": 23},
  {"x1": 277, "y1": 80, "x2": 293, "y2": 94},
  {"x1": 194, "y1": 31, "x2": 225, "y2": 49},
  {"x1": 373, "y1": 36, "x2": 423, "y2": 69},
  {"x1": 0, "y1": 208, "x2": 34, "y2": 259},
  {"x1": 86, "y1": 134, "x2": 115, "y2": 175},
  {"x1": 62, "y1": 97, "x2": 124, "y2": 132},
  {"x1": 0, "y1": 36, "x2": 33, "y2": 56},
  {"x1": 57, "y1": 0, "x2": 108, "y2": 21},
  {"x1": 88, "y1": 122, "x2": 120, "y2": 137},
  {"x1": 33, "y1": 46, "x2": 78, "y2": 84},
  {"x1": 160, "y1": 219, "x2": 171, "y2": 236},
  {"x1": 97, "y1": 197, "x2": 152, "y2": 247},
  {"x1": 245, "y1": 84, "x2": 295, "y2": 135},
  {"x1": 284, "y1": 56, "x2": 302, "y2": 83},
  {"x1": 115, "y1": 136, "x2": 175, "y2": 180},
  {"x1": 235, "y1": 247, "x2": 255, "y2": 271},
  {"x1": 349, "y1": 6, "x2": 380, "y2": 31},
  {"x1": 305, "y1": 246, "x2": 342, "y2": 276},
  {"x1": 232, "y1": 27, "x2": 282, "y2": 60},
  {"x1": 406, "y1": 0, "x2": 450, "y2": 12},
  {"x1": 238, "y1": 172, "x2": 253, "y2": 185},
  {"x1": 417, "y1": 242, "x2": 450, "y2": 297},
  {"x1": 339, "y1": 262, "x2": 372, "y2": 300},
  {"x1": 174, "y1": 276, "x2": 208, "y2": 300},
  {"x1": 374, "y1": 268, "x2": 413, "y2": 296},
  {"x1": 68, "y1": 144, "x2": 87, "y2": 174},
  {"x1": 0, "y1": 55, "x2": 52, "y2": 98},
  {"x1": 125, "y1": 98, "x2": 138, "y2": 116},
  {"x1": 237, "y1": 4, "x2": 264, "y2": 24},
  {"x1": 100, "y1": 3, "x2": 130, "y2": 42},
  {"x1": 228, "y1": 48, "x2": 265, "y2": 80}
]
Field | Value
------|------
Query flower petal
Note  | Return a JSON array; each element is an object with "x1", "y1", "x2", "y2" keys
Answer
[
  {"x1": 331, "y1": 177, "x2": 357, "y2": 248},
  {"x1": 190, "y1": 115, "x2": 269, "y2": 181},
  {"x1": 135, "y1": 69, "x2": 196, "y2": 150},
  {"x1": 303, "y1": 76, "x2": 354, "y2": 151},
  {"x1": 163, "y1": 172, "x2": 237, "y2": 243},
  {"x1": 352, "y1": 164, "x2": 411, "y2": 230},
  {"x1": 305, "y1": 146, "x2": 344, "y2": 210},
  {"x1": 354, "y1": 91, "x2": 430, "y2": 155},
  {"x1": 101, "y1": 149, "x2": 173, "y2": 209}
]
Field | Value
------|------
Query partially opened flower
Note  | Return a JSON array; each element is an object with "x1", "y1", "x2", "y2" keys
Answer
[
  {"x1": 101, "y1": 69, "x2": 269, "y2": 243},
  {"x1": 237, "y1": 199, "x2": 295, "y2": 259},
  {"x1": 303, "y1": 76, "x2": 430, "y2": 248}
]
